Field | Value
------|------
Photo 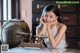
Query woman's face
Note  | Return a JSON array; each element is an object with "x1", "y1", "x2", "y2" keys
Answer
[{"x1": 43, "y1": 11, "x2": 58, "y2": 23}]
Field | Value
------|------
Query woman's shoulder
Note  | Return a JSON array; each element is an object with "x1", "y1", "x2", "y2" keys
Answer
[{"x1": 57, "y1": 23, "x2": 67, "y2": 29}]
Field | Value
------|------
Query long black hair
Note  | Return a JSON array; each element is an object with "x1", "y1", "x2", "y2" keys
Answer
[
  {"x1": 36, "y1": 5, "x2": 63, "y2": 30},
  {"x1": 42, "y1": 5, "x2": 62, "y2": 23}
]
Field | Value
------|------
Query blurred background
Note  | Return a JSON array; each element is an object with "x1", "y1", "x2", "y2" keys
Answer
[{"x1": 0, "y1": 0, "x2": 80, "y2": 49}]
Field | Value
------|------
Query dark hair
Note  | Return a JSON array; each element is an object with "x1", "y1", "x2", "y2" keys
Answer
[{"x1": 42, "y1": 5, "x2": 62, "y2": 23}]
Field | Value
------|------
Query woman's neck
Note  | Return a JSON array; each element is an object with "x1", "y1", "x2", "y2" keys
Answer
[{"x1": 50, "y1": 20, "x2": 58, "y2": 29}]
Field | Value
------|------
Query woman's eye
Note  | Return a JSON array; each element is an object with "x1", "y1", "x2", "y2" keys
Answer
[{"x1": 50, "y1": 16, "x2": 53, "y2": 18}]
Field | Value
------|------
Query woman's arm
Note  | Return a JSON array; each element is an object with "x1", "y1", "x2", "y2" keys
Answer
[
  {"x1": 47, "y1": 24, "x2": 67, "y2": 48},
  {"x1": 36, "y1": 17, "x2": 47, "y2": 36},
  {"x1": 36, "y1": 25, "x2": 46, "y2": 36}
]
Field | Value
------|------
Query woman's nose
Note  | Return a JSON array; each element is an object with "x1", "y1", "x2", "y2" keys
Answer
[{"x1": 46, "y1": 17, "x2": 50, "y2": 22}]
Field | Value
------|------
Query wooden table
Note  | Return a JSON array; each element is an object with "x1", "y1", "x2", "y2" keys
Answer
[{"x1": 17, "y1": 34, "x2": 48, "y2": 48}]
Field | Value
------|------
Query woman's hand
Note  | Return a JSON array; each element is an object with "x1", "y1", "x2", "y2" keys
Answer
[
  {"x1": 40, "y1": 16, "x2": 46, "y2": 26},
  {"x1": 47, "y1": 20, "x2": 57, "y2": 28}
]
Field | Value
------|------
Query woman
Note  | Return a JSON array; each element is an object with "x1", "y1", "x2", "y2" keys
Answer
[{"x1": 36, "y1": 5, "x2": 67, "y2": 48}]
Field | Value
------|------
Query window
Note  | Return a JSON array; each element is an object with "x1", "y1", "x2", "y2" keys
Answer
[{"x1": 0, "y1": 0, "x2": 20, "y2": 41}]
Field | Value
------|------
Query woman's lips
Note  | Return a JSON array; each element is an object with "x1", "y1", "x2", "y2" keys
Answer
[{"x1": 46, "y1": 21, "x2": 54, "y2": 23}]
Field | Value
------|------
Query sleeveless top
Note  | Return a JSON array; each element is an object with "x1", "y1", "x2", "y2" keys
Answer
[{"x1": 44, "y1": 25, "x2": 66, "y2": 48}]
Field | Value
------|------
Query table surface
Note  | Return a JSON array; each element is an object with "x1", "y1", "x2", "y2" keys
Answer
[{"x1": 4, "y1": 47, "x2": 80, "y2": 53}]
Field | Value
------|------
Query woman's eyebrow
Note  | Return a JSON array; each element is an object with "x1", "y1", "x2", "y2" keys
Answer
[{"x1": 50, "y1": 15, "x2": 54, "y2": 17}]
